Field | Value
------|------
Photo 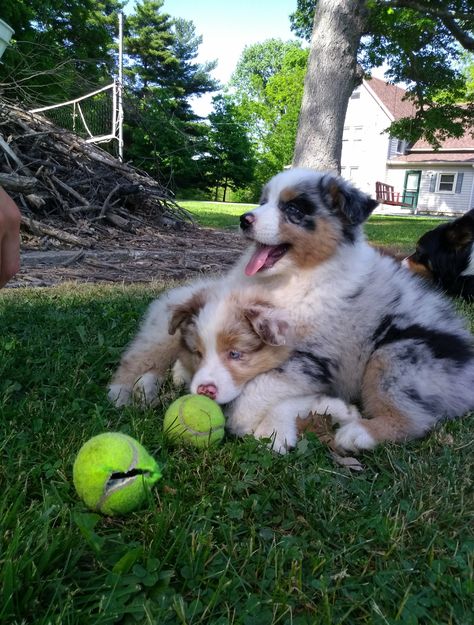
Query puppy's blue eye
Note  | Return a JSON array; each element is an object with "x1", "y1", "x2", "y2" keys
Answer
[{"x1": 229, "y1": 350, "x2": 242, "y2": 360}]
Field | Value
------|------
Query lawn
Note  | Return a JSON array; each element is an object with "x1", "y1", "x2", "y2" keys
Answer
[
  {"x1": 1, "y1": 212, "x2": 473, "y2": 625},
  {"x1": 179, "y1": 200, "x2": 252, "y2": 229}
]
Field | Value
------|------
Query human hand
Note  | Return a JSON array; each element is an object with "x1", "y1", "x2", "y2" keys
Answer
[{"x1": 0, "y1": 186, "x2": 21, "y2": 287}]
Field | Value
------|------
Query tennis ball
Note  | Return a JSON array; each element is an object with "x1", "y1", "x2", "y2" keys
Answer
[
  {"x1": 73, "y1": 432, "x2": 162, "y2": 516},
  {"x1": 163, "y1": 394, "x2": 225, "y2": 448}
]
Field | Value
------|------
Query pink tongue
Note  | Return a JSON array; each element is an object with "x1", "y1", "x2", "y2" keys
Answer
[{"x1": 245, "y1": 245, "x2": 273, "y2": 276}]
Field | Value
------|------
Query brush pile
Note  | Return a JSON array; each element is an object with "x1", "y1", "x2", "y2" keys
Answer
[{"x1": 0, "y1": 100, "x2": 192, "y2": 248}]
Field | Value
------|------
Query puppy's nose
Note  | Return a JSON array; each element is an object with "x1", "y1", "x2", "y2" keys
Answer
[
  {"x1": 240, "y1": 212, "x2": 255, "y2": 230},
  {"x1": 197, "y1": 384, "x2": 217, "y2": 400}
]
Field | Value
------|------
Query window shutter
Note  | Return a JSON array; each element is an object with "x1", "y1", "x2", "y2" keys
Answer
[
  {"x1": 455, "y1": 173, "x2": 464, "y2": 194},
  {"x1": 429, "y1": 174, "x2": 437, "y2": 193}
]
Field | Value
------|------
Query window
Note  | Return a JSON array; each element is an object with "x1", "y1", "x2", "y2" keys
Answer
[
  {"x1": 353, "y1": 126, "x2": 363, "y2": 141},
  {"x1": 350, "y1": 90, "x2": 361, "y2": 99},
  {"x1": 349, "y1": 167, "x2": 359, "y2": 181},
  {"x1": 396, "y1": 139, "x2": 404, "y2": 153},
  {"x1": 342, "y1": 126, "x2": 350, "y2": 142},
  {"x1": 436, "y1": 173, "x2": 457, "y2": 193}
]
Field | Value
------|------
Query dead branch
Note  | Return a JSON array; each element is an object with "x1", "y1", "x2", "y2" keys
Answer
[
  {"x1": 0, "y1": 172, "x2": 38, "y2": 193},
  {"x1": 0, "y1": 100, "x2": 192, "y2": 244},
  {"x1": 21, "y1": 215, "x2": 93, "y2": 248}
]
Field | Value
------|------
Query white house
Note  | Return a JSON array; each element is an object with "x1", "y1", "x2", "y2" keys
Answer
[{"x1": 341, "y1": 76, "x2": 474, "y2": 215}]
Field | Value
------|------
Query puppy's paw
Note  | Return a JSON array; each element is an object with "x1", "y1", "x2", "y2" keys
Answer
[
  {"x1": 171, "y1": 360, "x2": 191, "y2": 387},
  {"x1": 311, "y1": 396, "x2": 361, "y2": 425},
  {"x1": 335, "y1": 421, "x2": 377, "y2": 452},
  {"x1": 108, "y1": 383, "x2": 132, "y2": 407},
  {"x1": 335, "y1": 403, "x2": 362, "y2": 424},
  {"x1": 132, "y1": 372, "x2": 160, "y2": 406},
  {"x1": 225, "y1": 412, "x2": 254, "y2": 437},
  {"x1": 253, "y1": 421, "x2": 295, "y2": 455}
]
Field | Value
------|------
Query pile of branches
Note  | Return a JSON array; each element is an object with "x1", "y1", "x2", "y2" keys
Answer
[{"x1": 0, "y1": 101, "x2": 191, "y2": 248}]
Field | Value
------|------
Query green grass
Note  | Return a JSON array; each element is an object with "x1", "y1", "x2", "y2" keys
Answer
[
  {"x1": 365, "y1": 216, "x2": 444, "y2": 253},
  {"x1": 179, "y1": 201, "x2": 254, "y2": 229},
  {"x1": 1, "y1": 214, "x2": 473, "y2": 624}
]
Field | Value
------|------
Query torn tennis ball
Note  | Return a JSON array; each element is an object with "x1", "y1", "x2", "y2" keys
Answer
[{"x1": 73, "y1": 432, "x2": 162, "y2": 516}]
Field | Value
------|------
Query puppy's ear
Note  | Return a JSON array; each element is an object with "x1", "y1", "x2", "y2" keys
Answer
[
  {"x1": 168, "y1": 289, "x2": 207, "y2": 335},
  {"x1": 446, "y1": 214, "x2": 474, "y2": 249},
  {"x1": 244, "y1": 304, "x2": 289, "y2": 346},
  {"x1": 320, "y1": 174, "x2": 378, "y2": 225}
]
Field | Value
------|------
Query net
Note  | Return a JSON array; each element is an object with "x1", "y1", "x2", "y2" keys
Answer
[{"x1": 30, "y1": 82, "x2": 119, "y2": 145}]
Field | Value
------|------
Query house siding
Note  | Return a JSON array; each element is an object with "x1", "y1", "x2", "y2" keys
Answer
[
  {"x1": 341, "y1": 84, "x2": 392, "y2": 196},
  {"x1": 340, "y1": 79, "x2": 474, "y2": 214},
  {"x1": 386, "y1": 165, "x2": 474, "y2": 214}
]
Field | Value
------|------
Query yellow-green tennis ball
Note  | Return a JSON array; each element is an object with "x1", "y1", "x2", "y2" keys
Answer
[
  {"x1": 163, "y1": 394, "x2": 225, "y2": 448},
  {"x1": 73, "y1": 432, "x2": 162, "y2": 516}
]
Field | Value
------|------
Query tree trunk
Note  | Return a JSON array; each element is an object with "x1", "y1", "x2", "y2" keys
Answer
[
  {"x1": 292, "y1": 0, "x2": 368, "y2": 173},
  {"x1": 223, "y1": 177, "x2": 228, "y2": 203}
]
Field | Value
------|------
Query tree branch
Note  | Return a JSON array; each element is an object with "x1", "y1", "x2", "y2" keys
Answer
[{"x1": 385, "y1": 1, "x2": 474, "y2": 51}]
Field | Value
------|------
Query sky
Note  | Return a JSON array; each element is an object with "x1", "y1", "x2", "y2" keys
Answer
[{"x1": 126, "y1": 0, "x2": 300, "y2": 115}]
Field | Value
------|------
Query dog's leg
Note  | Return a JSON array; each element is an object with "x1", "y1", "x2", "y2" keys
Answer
[
  {"x1": 227, "y1": 368, "x2": 355, "y2": 453},
  {"x1": 334, "y1": 352, "x2": 427, "y2": 452},
  {"x1": 171, "y1": 359, "x2": 192, "y2": 387},
  {"x1": 226, "y1": 370, "x2": 312, "y2": 438},
  {"x1": 108, "y1": 280, "x2": 216, "y2": 407},
  {"x1": 252, "y1": 394, "x2": 361, "y2": 454},
  {"x1": 310, "y1": 396, "x2": 361, "y2": 424},
  {"x1": 252, "y1": 395, "x2": 315, "y2": 453}
]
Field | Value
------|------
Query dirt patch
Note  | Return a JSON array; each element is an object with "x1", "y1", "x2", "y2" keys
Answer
[{"x1": 10, "y1": 224, "x2": 247, "y2": 288}]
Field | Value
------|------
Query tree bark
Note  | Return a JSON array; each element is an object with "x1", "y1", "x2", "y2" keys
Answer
[{"x1": 292, "y1": 0, "x2": 369, "y2": 172}]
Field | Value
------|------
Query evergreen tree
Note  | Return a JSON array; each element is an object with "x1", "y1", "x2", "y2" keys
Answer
[
  {"x1": 123, "y1": 0, "x2": 218, "y2": 191},
  {"x1": 125, "y1": 0, "x2": 177, "y2": 93}
]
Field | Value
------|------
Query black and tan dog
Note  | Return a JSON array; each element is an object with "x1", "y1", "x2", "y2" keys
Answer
[{"x1": 404, "y1": 209, "x2": 474, "y2": 301}]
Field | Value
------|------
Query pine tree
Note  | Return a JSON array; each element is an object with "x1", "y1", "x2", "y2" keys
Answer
[{"x1": 123, "y1": 0, "x2": 218, "y2": 191}]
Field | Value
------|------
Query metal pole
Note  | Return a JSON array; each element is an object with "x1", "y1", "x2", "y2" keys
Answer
[{"x1": 117, "y1": 11, "x2": 124, "y2": 162}]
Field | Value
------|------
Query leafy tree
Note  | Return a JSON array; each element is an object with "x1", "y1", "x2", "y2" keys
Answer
[
  {"x1": 1, "y1": 0, "x2": 123, "y2": 104},
  {"x1": 460, "y1": 52, "x2": 474, "y2": 100},
  {"x1": 205, "y1": 95, "x2": 255, "y2": 201},
  {"x1": 231, "y1": 39, "x2": 303, "y2": 100},
  {"x1": 291, "y1": 0, "x2": 474, "y2": 170},
  {"x1": 231, "y1": 40, "x2": 307, "y2": 187}
]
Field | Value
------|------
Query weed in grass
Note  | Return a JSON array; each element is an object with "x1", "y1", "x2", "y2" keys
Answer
[{"x1": 1, "y1": 278, "x2": 473, "y2": 625}]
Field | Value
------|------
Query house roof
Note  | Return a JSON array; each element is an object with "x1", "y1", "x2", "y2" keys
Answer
[
  {"x1": 391, "y1": 151, "x2": 474, "y2": 163},
  {"x1": 364, "y1": 76, "x2": 474, "y2": 160},
  {"x1": 410, "y1": 134, "x2": 474, "y2": 151},
  {"x1": 364, "y1": 76, "x2": 416, "y2": 121}
]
